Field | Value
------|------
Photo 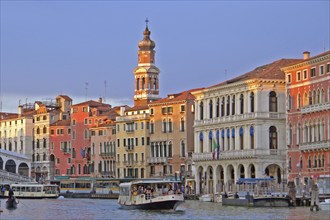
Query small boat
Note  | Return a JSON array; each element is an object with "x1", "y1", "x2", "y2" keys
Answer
[
  {"x1": 118, "y1": 179, "x2": 184, "y2": 210},
  {"x1": 319, "y1": 198, "x2": 330, "y2": 211},
  {"x1": 199, "y1": 194, "x2": 213, "y2": 202},
  {"x1": 6, "y1": 197, "x2": 18, "y2": 209},
  {"x1": 3, "y1": 183, "x2": 59, "y2": 199}
]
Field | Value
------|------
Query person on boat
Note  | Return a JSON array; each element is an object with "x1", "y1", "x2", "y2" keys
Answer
[{"x1": 8, "y1": 188, "x2": 14, "y2": 200}]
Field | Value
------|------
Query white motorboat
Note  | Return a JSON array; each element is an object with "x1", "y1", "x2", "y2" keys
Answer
[
  {"x1": 319, "y1": 198, "x2": 330, "y2": 211},
  {"x1": 118, "y1": 179, "x2": 184, "y2": 210}
]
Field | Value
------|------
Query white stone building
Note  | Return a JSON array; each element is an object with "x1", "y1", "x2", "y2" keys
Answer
[{"x1": 192, "y1": 58, "x2": 301, "y2": 195}]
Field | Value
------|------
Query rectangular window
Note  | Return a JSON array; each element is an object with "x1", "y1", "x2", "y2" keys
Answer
[
  {"x1": 72, "y1": 108, "x2": 78, "y2": 113},
  {"x1": 319, "y1": 65, "x2": 324, "y2": 75},
  {"x1": 311, "y1": 67, "x2": 316, "y2": 78},
  {"x1": 303, "y1": 69, "x2": 308, "y2": 79},
  {"x1": 142, "y1": 137, "x2": 145, "y2": 146},
  {"x1": 150, "y1": 108, "x2": 154, "y2": 115},
  {"x1": 72, "y1": 119, "x2": 76, "y2": 126},
  {"x1": 84, "y1": 118, "x2": 88, "y2": 124},
  {"x1": 51, "y1": 129, "x2": 54, "y2": 135},
  {"x1": 162, "y1": 107, "x2": 167, "y2": 114},
  {"x1": 167, "y1": 106, "x2": 173, "y2": 114},
  {"x1": 180, "y1": 105, "x2": 186, "y2": 112},
  {"x1": 287, "y1": 74, "x2": 291, "y2": 83},
  {"x1": 147, "y1": 137, "x2": 150, "y2": 145},
  {"x1": 326, "y1": 63, "x2": 330, "y2": 73},
  {"x1": 296, "y1": 71, "x2": 301, "y2": 81},
  {"x1": 135, "y1": 138, "x2": 138, "y2": 146},
  {"x1": 82, "y1": 107, "x2": 88, "y2": 112},
  {"x1": 141, "y1": 122, "x2": 144, "y2": 129}
]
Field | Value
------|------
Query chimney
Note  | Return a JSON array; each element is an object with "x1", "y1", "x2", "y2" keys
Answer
[
  {"x1": 303, "y1": 51, "x2": 310, "y2": 60},
  {"x1": 98, "y1": 97, "x2": 103, "y2": 103},
  {"x1": 18, "y1": 105, "x2": 23, "y2": 116},
  {"x1": 120, "y1": 106, "x2": 125, "y2": 116}
]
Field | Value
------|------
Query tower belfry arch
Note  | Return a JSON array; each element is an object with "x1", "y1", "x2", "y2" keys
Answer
[{"x1": 133, "y1": 19, "x2": 160, "y2": 106}]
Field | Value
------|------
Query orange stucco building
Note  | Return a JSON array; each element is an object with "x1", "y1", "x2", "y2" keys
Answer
[{"x1": 282, "y1": 51, "x2": 330, "y2": 191}]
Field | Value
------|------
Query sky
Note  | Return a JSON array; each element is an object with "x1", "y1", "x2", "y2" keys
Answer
[{"x1": 1, "y1": 1, "x2": 329, "y2": 113}]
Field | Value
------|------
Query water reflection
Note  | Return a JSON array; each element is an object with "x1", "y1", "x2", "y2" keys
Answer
[{"x1": 0, "y1": 199, "x2": 329, "y2": 220}]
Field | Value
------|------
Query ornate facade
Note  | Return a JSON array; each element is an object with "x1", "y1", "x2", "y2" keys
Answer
[{"x1": 192, "y1": 59, "x2": 300, "y2": 195}]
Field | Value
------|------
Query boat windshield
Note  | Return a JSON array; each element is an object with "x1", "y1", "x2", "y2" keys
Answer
[{"x1": 120, "y1": 186, "x2": 130, "y2": 196}]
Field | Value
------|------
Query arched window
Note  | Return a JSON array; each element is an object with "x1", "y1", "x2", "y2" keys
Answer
[
  {"x1": 43, "y1": 126, "x2": 47, "y2": 134},
  {"x1": 288, "y1": 157, "x2": 292, "y2": 169},
  {"x1": 142, "y1": 77, "x2": 145, "y2": 90},
  {"x1": 240, "y1": 94, "x2": 244, "y2": 114},
  {"x1": 180, "y1": 117, "x2": 185, "y2": 132},
  {"x1": 321, "y1": 89, "x2": 325, "y2": 103},
  {"x1": 168, "y1": 119, "x2": 173, "y2": 133},
  {"x1": 288, "y1": 124, "x2": 292, "y2": 145},
  {"x1": 154, "y1": 77, "x2": 157, "y2": 90},
  {"x1": 36, "y1": 127, "x2": 40, "y2": 135},
  {"x1": 181, "y1": 141, "x2": 185, "y2": 157},
  {"x1": 168, "y1": 141, "x2": 172, "y2": 157},
  {"x1": 227, "y1": 129, "x2": 230, "y2": 150},
  {"x1": 250, "y1": 126, "x2": 254, "y2": 149},
  {"x1": 269, "y1": 91, "x2": 277, "y2": 112},
  {"x1": 199, "y1": 101, "x2": 204, "y2": 120},
  {"x1": 317, "y1": 89, "x2": 320, "y2": 104},
  {"x1": 43, "y1": 138, "x2": 46, "y2": 148},
  {"x1": 313, "y1": 90, "x2": 316, "y2": 104},
  {"x1": 297, "y1": 93, "x2": 301, "y2": 109},
  {"x1": 288, "y1": 95, "x2": 292, "y2": 110},
  {"x1": 269, "y1": 126, "x2": 278, "y2": 149},
  {"x1": 250, "y1": 92, "x2": 255, "y2": 112},
  {"x1": 226, "y1": 96, "x2": 230, "y2": 116},
  {"x1": 199, "y1": 132, "x2": 203, "y2": 153},
  {"x1": 239, "y1": 127, "x2": 244, "y2": 150},
  {"x1": 221, "y1": 129, "x2": 225, "y2": 151},
  {"x1": 304, "y1": 92, "x2": 308, "y2": 106},
  {"x1": 162, "y1": 119, "x2": 167, "y2": 133},
  {"x1": 231, "y1": 128, "x2": 235, "y2": 150},
  {"x1": 136, "y1": 78, "x2": 140, "y2": 90},
  {"x1": 209, "y1": 100, "x2": 213, "y2": 118},
  {"x1": 297, "y1": 124, "x2": 301, "y2": 144},
  {"x1": 209, "y1": 131, "x2": 213, "y2": 152},
  {"x1": 308, "y1": 91, "x2": 312, "y2": 105},
  {"x1": 216, "y1": 98, "x2": 220, "y2": 117},
  {"x1": 314, "y1": 155, "x2": 317, "y2": 168},
  {"x1": 308, "y1": 156, "x2": 311, "y2": 168},
  {"x1": 231, "y1": 95, "x2": 235, "y2": 115},
  {"x1": 221, "y1": 97, "x2": 225, "y2": 117},
  {"x1": 36, "y1": 153, "x2": 40, "y2": 161},
  {"x1": 43, "y1": 153, "x2": 46, "y2": 161}
]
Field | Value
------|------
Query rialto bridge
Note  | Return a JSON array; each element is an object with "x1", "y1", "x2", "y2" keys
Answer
[{"x1": 0, "y1": 148, "x2": 34, "y2": 183}]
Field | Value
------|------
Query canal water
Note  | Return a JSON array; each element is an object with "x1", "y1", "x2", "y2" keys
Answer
[{"x1": 0, "y1": 198, "x2": 329, "y2": 220}]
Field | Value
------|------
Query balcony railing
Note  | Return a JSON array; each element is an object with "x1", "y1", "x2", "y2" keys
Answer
[
  {"x1": 124, "y1": 145, "x2": 134, "y2": 151},
  {"x1": 299, "y1": 140, "x2": 330, "y2": 151},
  {"x1": 194, "y1": 112, "x2": 286, "y2": 126},
  {"x1": 116, "y1": 114, "x2": 149, "y2": 122},
  {"x1": 147, "y1": 157, "x2": 168, "y2": 164},
  {"x1": 192, "y1": 149, "x2": 286, "y2": 161},
  {"x1": 301, "y1": 102, "x2": 330, "y2": 114},
  {"x1": 99, "y1": 152, "x2": 116, "y2": 157}
]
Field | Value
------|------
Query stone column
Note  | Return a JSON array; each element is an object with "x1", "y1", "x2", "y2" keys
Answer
[{"x1": 213, "y1": 165, "x2": 218, "y2": 194}]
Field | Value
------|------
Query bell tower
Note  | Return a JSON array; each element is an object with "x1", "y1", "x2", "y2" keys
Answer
[{"x1": 133, "y1": 18, "x2": 160, "y2": 106}]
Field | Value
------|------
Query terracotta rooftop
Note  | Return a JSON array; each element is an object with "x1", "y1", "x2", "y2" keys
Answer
[
  {"x1": 149, "y1": 88, "x2": 204, "y2": 105},
  {"x1": 57, "y1": 95, "x2": 72, "y2": 101},
  {"x1": 72, "y1": 100, "x2": 110, "y2": 108},
  {"x1": 208, "y1": 58, "x2": 302, "y2": 89},
  {"x1": 51, "y1": 119, "x2": 71, "y2": 127},
  {"x1": 126, "y1": 105, "x2": 149, "y2": 112}
]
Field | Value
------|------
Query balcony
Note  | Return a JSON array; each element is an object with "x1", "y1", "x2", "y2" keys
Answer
[
  {"x1": 194, "y1": 112, "x2": 286, "y2": 126},
  {"x1": 299, "y1": 140, "x2": 330, "y2": 152},
  {"x1": 124, "y1": 145, "x2": 134, "y2": 152},
  {"x1": 99, "y1": 152, "x2": 115, "y2": 157},
  {"x1": 147, "y1": 157, "x2": 168, "y2": 164},
  {"x1": 301, "y1": 102, "x2": 330, "y2": 114},
  {"x1": 192, "y1": 149, "x2": 286, "y2": 161},
  {"x1": 116, "y1": 114, "x2": 149, "y2": 123},
  {"x1": 62, "y1": 147, "x2": 71, "y2": 154},
  {"x1": 123, "y1": 160, "x2": 136, "y2": 167}
]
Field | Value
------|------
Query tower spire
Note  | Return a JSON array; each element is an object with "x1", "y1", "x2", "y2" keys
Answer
[{"x1": 145, "y1": 17, "x2": 149, "y2": 27}]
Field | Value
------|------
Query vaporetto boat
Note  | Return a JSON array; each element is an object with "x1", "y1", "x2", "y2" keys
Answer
[
  {"x1": 118, "y1": 179, "x2": 184, "y2": 210},
  {"x1": 3, "y1": 183, "x2": 59, "y2": 199}
]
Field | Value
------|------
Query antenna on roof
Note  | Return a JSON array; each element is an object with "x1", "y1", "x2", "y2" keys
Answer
[
  {"x1": 85, "y1": 82, "x2": 89, "y2": 101},
  {"x1": 104, "y1": 80, "x2": 107, "y2": 103}
]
